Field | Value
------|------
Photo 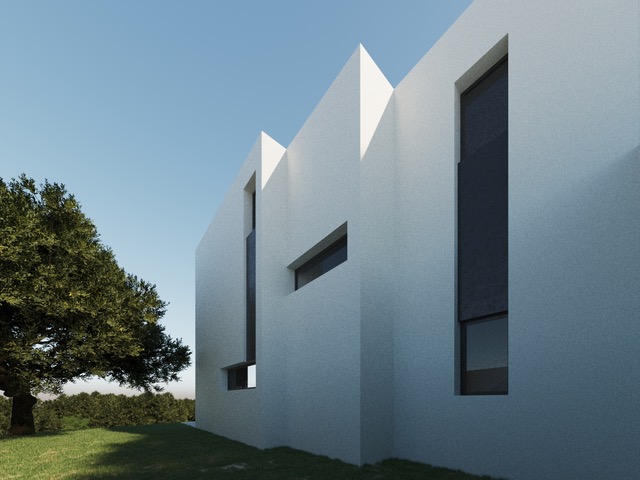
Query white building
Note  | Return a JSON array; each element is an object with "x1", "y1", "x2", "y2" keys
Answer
[{"x1": 196, "y1": 1, "x2": 639, "y2": 479}]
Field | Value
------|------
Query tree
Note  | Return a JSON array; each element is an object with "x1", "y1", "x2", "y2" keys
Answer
[{"x1": 0, "y1": 175, "x2": 191, "y2": 435}]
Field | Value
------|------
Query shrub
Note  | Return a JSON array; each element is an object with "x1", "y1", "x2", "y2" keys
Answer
[
  {"x1": 62, "y1": 416, "x2": 91, "y2": 430},
  {"x1": 0, "y1": 396, "x2": 10, "y2": 432},
  {"x1": 34, "y1": 401, "x2": 64, "y2": 432},
  {"x1": 0, "y1": 392, "x2": 195, "y2": 433}
]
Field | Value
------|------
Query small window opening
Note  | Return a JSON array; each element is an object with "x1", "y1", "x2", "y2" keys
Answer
[{"x1": 226, "y1": 363, "x2": 256, "y2": 390}]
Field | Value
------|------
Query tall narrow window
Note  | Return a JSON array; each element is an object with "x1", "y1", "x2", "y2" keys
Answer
[
  {"x1": 246, "y1": 190, "x2": 256, "y2": 364},
  {"x1": 226, "y1": 187, "x2": 256, "y2": 390},
  {"x1": 458, "y1": 56, "x2": 508, "y2": 395}
]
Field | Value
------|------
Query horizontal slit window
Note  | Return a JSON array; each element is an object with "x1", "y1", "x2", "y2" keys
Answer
[{"x1": 295, "y1": 235, "x2": 347, "y2": 290}]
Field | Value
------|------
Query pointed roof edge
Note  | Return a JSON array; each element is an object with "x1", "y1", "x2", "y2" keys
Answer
[
  {"x1": 257, "y1": 131, "x2": 286, "y2": 189},
  {"x1": 356, "y1": 43, "x2": 392, "y2": 89},
  {"x1": 357, "y1": 44, "x2": 394, "y2": 159},
  {"x1": 257, "y1": 130, "x2": 285, "y2": 149},
  {"x1": 287, "y1": 43, "x2": 392, "y2": 152}
]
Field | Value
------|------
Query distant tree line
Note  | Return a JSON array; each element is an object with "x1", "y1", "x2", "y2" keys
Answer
[{"x1": 0, "y1": 392, "x2": 195, "y2": 433}]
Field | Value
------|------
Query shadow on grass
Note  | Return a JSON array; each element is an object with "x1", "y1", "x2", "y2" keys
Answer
[
  {"x1": 0, "y1": 429, "x2": 68, "y2": 439},
  {"x1": 67, "y1": 423, "x2": 504, "y2": 480}
]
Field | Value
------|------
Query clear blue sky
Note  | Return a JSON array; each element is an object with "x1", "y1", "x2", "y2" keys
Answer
[{"x1": 0, "y1": 0, "x2": 473, "y2": 398}]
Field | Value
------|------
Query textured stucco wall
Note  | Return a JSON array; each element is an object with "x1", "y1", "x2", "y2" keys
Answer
[
  {"x1": 197, "y1": 46, "x2": 392, "y2": 464},
  {"x1": 195, "y1": 137, "x2": 264, "y2": 446},
  {"x1": 259, "y1": 46, "x2": 392, "y2": 464},
  {"x1": 359, "y1": 93, "x2": 397, "y2": 464},
  {"x1": 268, "y1": 46, "x2": 363, "y2": 463},
  {"x1": 389, "y1": 1, "x2": 510, "y2": 476},
  {"x1": 507, "y1": 1, "x2": 639, "y2": 478},
  {"x1": 389, "y1": 1, "x2": 639, "y2": 479},
  {"x1": 197, "y1": 0, "x2": 639, "y2": 477}
]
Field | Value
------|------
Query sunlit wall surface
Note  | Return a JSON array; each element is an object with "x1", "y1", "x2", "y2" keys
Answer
[{"x1": 196, "y1": 1, "x2": 640, "y2": 478}]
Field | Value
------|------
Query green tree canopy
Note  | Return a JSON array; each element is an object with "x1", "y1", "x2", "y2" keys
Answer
[{"x1": 0, "y1": 175, "x2": 191, "y2": 434}]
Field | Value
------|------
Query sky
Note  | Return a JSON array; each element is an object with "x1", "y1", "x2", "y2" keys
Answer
[{"x1": 0, "y1": 0, "x2": 473, "y2": 399}]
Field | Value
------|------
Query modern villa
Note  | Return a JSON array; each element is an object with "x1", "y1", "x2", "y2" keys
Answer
[{"x1": 196, "y1": 1, "x2": 639, "y2": 479}]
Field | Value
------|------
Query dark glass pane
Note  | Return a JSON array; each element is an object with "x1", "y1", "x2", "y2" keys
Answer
[
  {"x1": 246, "y1": 230, "x2": 256, "y2": 362},
  {"x1": 464, "y1": 367, "x2": 508, "y2": 395},
  {"x1": 321, "y1": 241, "x2": 348, "y2": 272},
  {"x1": 462, "y1": 60, "x2": 508, "y2": 159},
  {"x1": 251, "y1": 191, "x2": 256, "y2": 230},
  {"x1": 462, "y1": 316, "x2": 508, "y2": 394},
  {"x1": 228, "y1": 366, "x2": 248, "y2": 390},
  {"x1": 465, "y1": 316, "x2": 508, "y2": 370},
  {"x1": 295, "y1": 235, "x2": 347, "y2": 290},
  {"x1": 458, "y1": 57, "x2": 508, "y2": 321},
  {"x1": 296, "y1": 262, "x2": 324, "y2": 289},
  {"x1": 458, "y1": 132, "x2": 508, "y2": 319}
]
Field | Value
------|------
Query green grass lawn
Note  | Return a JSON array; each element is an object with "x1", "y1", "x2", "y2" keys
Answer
[{"x1": 0, "y1": 423, "x2": 503, "y2": 479}]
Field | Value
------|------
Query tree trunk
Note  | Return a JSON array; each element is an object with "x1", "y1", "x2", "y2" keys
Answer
[{"x1": 8, "y1": 393, "x2": 37, "y2": 435}]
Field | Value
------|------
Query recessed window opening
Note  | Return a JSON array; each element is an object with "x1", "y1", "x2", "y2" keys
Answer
[
  {"x1": 226, "y1": 362, "x2": 256, "y2": 390},
  {"x1": 246, "y1": 186, "x2": 256, "y2": 364},
  {"x1": 224, "y1": 179, "x2": 257, "y2": 391},
  {"x1": 295, "y1": 235, "x2": 347, "y2": 290},
  {"x1": 246, "y1": 229, "x2": 256, "y2": 363},
  {"x1": 458, "y1": 56, "x2": 508, "y2": 395}
]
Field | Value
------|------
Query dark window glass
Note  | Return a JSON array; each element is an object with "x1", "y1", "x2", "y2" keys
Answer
[
  {"x1": 228, "y1": 366, "x2": 248, "y2": 390},
  {"x1": 251, "y1": 191, "x2": 256, "y2": 230},
  {"x1": 458, "y1": 57, "x2": 508, "y2": 395},
  {"x1": 295, "y1": 235, "x2": 347, "y2": 290},
  {"x1": 461, "y1": 314, "x2": 508, "y2": 394},
  {"x1": 461, "y1": 61, "x2": 508, "y2": 160},
  {"x1": 459, "y1": 58, "x2": 508, "y2": 320},
  {"x1": 246, "y1": 229, "x2": 256, "y2": 362}
]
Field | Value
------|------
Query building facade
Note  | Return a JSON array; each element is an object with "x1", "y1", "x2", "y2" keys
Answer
[{"x1": 196, "y1": 1, "x2": 640, "y2": 478}]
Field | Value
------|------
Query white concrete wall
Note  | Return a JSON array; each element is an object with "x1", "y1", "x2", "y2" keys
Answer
[
  {"x1": 285, "y1": 47, "x2": 361, "y2": 260},
  {"x1": 389, "y1": 2, "x2": 510, "y2": 476},
  {"x1": 283, "y1": 46, "x2": 392, "y2": 464},
  {"x1": 259, "y1": 45, "x2": 391, "y2": 464},
  {"x1": 359, "y1": 93, "x2": 397, "y2": 464},
  {"x1": 389, "y1": 1, "x2": 639, "y2": 479},
  {"x1": 256, "y1": 135, "x2": 290, "y2": 449},
  {"x1": 195, "y1": 141, "x2": 259, "y2": 443},
  {"x1": 198, "y1": 1, "x2": 639, "y2": 477},
  {"x1": 198, "y1": 45, "x2": 393, "y2": 464},
  {"x1": 256, "y1": 131, "x2": 291, "y2": 448},
  {"x1": 507, "y1": 1, "x2": 639, "y2": 478},
  {"x1": 196, "y1": 134, "x2": 285, "y2": 447},
  {"x1": 273, "y1": 47, "x2": 363, "y2": 462}
]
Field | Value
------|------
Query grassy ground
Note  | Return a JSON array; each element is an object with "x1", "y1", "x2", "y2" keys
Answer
[{"x1": 0, "y1": 423, "x2": 504, "y2": 479}]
